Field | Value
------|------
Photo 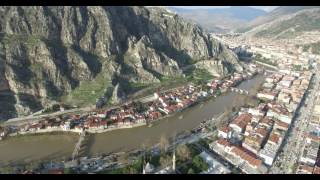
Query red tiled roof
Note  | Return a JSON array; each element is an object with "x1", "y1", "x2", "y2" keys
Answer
[
  {"x1": 230, "y1": 113, "x2": 252, "y2": 129},
  {"x1": 230, "y1": 147, "x2": 262, "y2": 167},
  {"x1": 218, "y1": 126, "x2": 231, "y2": 133},
  {"x1": 216, "y1": 138, "x2": 231, "y2": 147},
  {"x1": 298, "y1": 164, "x2": 314, "y2": 173},
  {"x1": 255, "y1": 127, "x2": 268, "y2": 138},
  {"x1": 313, "y1": 166, "x2": 320, "y2": 174},
  {"x1": 100, "y1": 121, "x2": 108, "y2": 126},
  {"x1": 47, "y1": 169, "x2": 64, "y2": 174},
  {"x1": 274, "y1": 120, "x2": 289, "y2": 129},
  {"x1": 307, "y1": 134, "x2": 320, "y2": 142},
  {"x1": 260, "y1": 117, "x2": 274, "y2": 126},
  {"x1": 268, "y1": 133, "x2": 280, "y2": 144}
]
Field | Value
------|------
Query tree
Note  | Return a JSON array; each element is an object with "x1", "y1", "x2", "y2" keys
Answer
[
  {"x1": 64, "y1": 168, "x2": 76, "y2": 174},
  {"x1": 192, "y1": 155, "x2": 208, "y2": 172},
  {"x1": 133, "y1": 101, "x2": 148, "y2": 113},
  {"x1": 0, "y1": 166, "x2": 16, "y2": 174},
  {"x1": 159, "y1": 155, "x2": 171, "y2": 167},
  {"x1": 198, "y1": 139, "x2": 209, "y2": 149},
  {"x1": 24, "y1": 162, "x2": 41, "y2": 172},
  {"x1": 176, "y1": 144, "x2": 191, "y2": 162},
  {"x1": 159, "y1": 135, "x2": 170, "y2": 153},
  {"x1": 231, "y1": 167, "x2": 239, "y2": 174},
  {"x1": 187, "y1": 168, "x2": 195, "y2": 174}
]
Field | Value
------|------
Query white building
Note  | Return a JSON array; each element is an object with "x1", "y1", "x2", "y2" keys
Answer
[
  {"x1": 199, "y1": 151, "x2": 231, "y2": 174},
  {"x1": 248, "y1": 108, "x2": 265, "y2": 117},
  {"x1": 257, "y1": 92, "x2": 276, "y2": 101},
  {"x1": 299, "y1": 138, "x2": 319, "y2": 166},
  {"x1": 266, "y1": 109, "x2": 292, "y2": 124},
  {"x1": 217, "y1": 126, "x2": 232, "y2": 139},
  {"x1": 258, "y1": 142, "x2": 279, "y2": 166}
]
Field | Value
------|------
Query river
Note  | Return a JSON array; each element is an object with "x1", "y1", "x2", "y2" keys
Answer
[
  {"x1": 0, "y1": 133, "x2": 78, "y2": 166},
  {"x1": 0, "y1": 74, "x2": 265, "y2": 166}
]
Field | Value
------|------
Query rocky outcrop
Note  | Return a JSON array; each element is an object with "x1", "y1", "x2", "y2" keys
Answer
[{"x1": 0, "y1": 6, "x2": 242, "y2": 120}]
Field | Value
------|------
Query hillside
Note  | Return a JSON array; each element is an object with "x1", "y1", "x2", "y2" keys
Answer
[
  {"x1": 237, "y1": 6, "x2": 320, "y2": 33},
  {"x1": 0, "y1": 6, "x2": 242, "y2": 120},
  {"x1": 240, "y1": 7, "x2": 320, "y2": 39},
  {"x1": 169, "y1": 6, "x2": 266, "y2": 33}
]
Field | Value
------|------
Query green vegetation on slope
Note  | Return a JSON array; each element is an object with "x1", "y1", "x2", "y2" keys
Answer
[
  {"x1": 62, "y1": 72, "x2": 112, "y2": 107},
  {"x1": 0, "y1": 33, "x2": 41, "y2": 45},
  {"x1": 185, "y1": 68, "x2": 214, "y2": 84}
]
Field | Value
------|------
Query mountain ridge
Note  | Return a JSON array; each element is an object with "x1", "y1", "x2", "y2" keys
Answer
[
  {"x1": 239, "y1": 7, "x2": 320, "y2": 39},
  {"x1": 237, "y1": 6, "x2": 320, "y2": 33},
  {"x1": 168, "y1": 6, "x2": 267, "y2": 33},
  {"x1": 0, "y1": 6, "x2": 242, "y2": 120}
]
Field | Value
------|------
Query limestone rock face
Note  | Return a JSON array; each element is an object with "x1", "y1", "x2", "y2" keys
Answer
[{"x1": 0, "y1": 6, "x2": 242, "y2": 120}]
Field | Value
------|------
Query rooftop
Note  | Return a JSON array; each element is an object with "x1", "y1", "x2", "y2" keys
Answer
[{"x1": 231, "y1": 146, "x2": 262, "y2": 168}]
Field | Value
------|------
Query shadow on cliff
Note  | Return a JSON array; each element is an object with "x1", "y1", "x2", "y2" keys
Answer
[
  {"x1": 0, "y1": 90, "x2": 17, "y2": 121},
  {"x1": 71, "y1": 45, "x2": 102, "y2": 77},
  {"x1": 106, "y1": 6, "x2": 198, "y2": 91}
]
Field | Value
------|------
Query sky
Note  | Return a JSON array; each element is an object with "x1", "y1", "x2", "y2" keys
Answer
[{"x1": 172, "y1": 6, "x2": 279, "y2": 12}]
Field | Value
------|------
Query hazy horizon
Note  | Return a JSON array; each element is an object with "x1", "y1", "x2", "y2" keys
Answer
[{"x1": 171, "y1": 6, "x2": 279, "y2": 12}]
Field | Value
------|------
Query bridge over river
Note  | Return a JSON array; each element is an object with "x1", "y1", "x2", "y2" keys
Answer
[{"x1": 72, "y1": 130, "x2": 87, "y2": 161}]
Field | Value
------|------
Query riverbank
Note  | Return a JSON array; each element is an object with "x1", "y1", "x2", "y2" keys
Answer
[
  {"x1": 0, "y1": 74, "x2": 265, "y2": 165},
  {"x1": 1, "y1": 72, "x2": 252, "y2": 141}
]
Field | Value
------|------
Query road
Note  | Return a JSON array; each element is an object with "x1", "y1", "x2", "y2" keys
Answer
[
  {"x1": 270, "y1": 64, "x2": 320, "y2": 174},
  {"x1": 3, "y1": 106, "x2": 95, "y2": 126}
]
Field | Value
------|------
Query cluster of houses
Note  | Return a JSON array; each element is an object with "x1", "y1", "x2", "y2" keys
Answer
[
  {"x1": 209, "y1": 70, "x2": 313, "y2": 174},
  {"x1": 0, "y1": 72, "x2": 253, "y2": 139},
  {"x1": 296, "y1": 131, "x2": 320, "y2": 174},
  {"x1": 296, "y1": 99, "x2": 320, "y2": 174},
  {"x1": 221, "y1": 35, "x2": 319, "y2": 71}
]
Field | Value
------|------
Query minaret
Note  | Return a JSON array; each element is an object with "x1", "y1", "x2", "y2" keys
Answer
[
  {"x1": 142, "y1": 165, "x2": 146, "y2": 174},
  {"x1": 172, "y1": 150, "x2": 176, "y2": 172},
  {"x1": 142, "y1": 153, "x2": 146, "y2": 174}
]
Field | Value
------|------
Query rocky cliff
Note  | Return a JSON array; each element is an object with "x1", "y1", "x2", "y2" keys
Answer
[{"x1": 0, "y1": 6, "x2": 242, "y2": 120}]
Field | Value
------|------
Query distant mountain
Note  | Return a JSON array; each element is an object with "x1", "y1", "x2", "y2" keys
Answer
[
  {"x1": 168, "y1": 6, "x2": 267, "y2": 33},
  {"x1": 240, "y1": 7, "x2": 320, "y2": 39},
  {"x1": 237, "y1": 6, "x2": 320, "y2": 33}
]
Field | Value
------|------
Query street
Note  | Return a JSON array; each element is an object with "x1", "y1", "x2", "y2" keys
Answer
[{"x1": 270, "y1": 64, "x2": 320, "y2": 174}]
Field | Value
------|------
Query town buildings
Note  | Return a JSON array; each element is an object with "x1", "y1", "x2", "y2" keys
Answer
[{"x1": 209, "y1": 69, "x2": 317, "y2": 174}]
